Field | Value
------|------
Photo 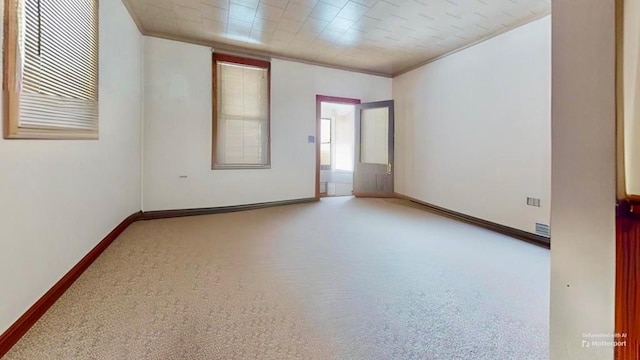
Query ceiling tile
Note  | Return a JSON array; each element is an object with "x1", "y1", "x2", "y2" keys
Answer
[
  {"x1": 249, "y1": 28, "x2": 274, "y2": 43},
  {"x1": 289, "y1": 0, "x2": 319, "y2": 7},
  {"x1": 318, "y1": 28, "x2": 345, "y2": 42},
  {"x1": 227, "y1": 20, "x2": 252, "y2": 38},
  {"x1": 230, "y1": 0, "x2": 259, "y2": 9},
  {"x1": 351, "y1": 0, "x2": 378, "y2": 7},
  {"x1": 124, "y1": 0, "x2": 551, "y2": 75},
  {"x1": 177, "y1": 19, "x2": 203, "y2": 35},
  {"x1": 202, "y1": 5, "x2": 229, "y2": 22},
  {"x1": 202, "y1": 0, "x2": 230, "y2": 9},
  {"x1": 318, "y1": 0, "x2": 349, "y2": 9},
  {"x1": 260, "y1": 0, "x2": 291, "y2": 9},
  {"x1": 175, "y1": 0, "x2": 201, "y2": 9},
  {"x1": 203, "y1": 20, "x2": 227, "y2": 35},
  {"x1": 325, "y1": 17, "x2": 354, "y2": 32},
  {"x1": 252, "y1": 18, "x2": 280, "y2": 33},
  {"x1": 364, "y1": 1, "x2": 396, "y2": 21},
  {"x1": 337, "y1": 2, "x2": 369, "y2": 21},
  {"x1": 308, "y1": 2, "x2": 342, "y2": 21},
  {"x1": 229, "y1": 3, "x2": 257, "y2": 22},
  {"x1": 298, "y1": 18, "x2": 329, "y2": 36},
  {"x1": 351, "y1": 15, "x2": 381, "y2": 31},
  {"x1": 138, "y1": 0, "x2": 173, "y2": 9},
  {"x1": 256, "y1": 3, "x2": 285, "y2": 21},
  {"x1": 276, "y1": 17, "x2": 304, "y2": 32},
  {"x1": 273, "y1": 29, "x2": 297, "y2": 41},
  {"x1": 282, "y1": 3, "x2": 314, "y2": 21},
  {"x1": 144, "y1": 5, "x2": 173, "y2": 20},
  {"x1": 145, "y1": 18, "x2": 180, "y2": 34},
  {"x1": 174, "y1": 5, "x2": 202, "y2": 22}
]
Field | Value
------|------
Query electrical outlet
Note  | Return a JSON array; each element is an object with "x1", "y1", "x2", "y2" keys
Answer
[{"x1": 527, "y1": 197, "x2": 541, "y2": 207}]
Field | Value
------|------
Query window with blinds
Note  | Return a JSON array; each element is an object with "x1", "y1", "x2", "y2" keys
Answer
[
  {"x1": 3, "y1": 0, "x2": 99, "y2": 139},
  {"x1": 212, "y1": 54, "x2": 270, "y2": 169}
]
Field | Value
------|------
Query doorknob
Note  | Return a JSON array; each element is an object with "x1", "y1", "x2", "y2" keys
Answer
[{"x1": 387, "y1": 162, "x2": 392, "y2": 175}]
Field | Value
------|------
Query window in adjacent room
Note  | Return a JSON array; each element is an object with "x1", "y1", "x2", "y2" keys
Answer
[
  {"x1": 212, "y1": 53, "x2": 270, "y2": 169},
  {"x1": 320, "y1": 117, "x2": 331, "y2": 169},
  {"x1": 3, "y1": 0, "x2": 99, "y2": 139}
]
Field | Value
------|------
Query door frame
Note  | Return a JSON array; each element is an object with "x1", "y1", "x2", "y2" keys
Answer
[{"x1": 315, "y1": 95, "x2": 361, "y2": 200}]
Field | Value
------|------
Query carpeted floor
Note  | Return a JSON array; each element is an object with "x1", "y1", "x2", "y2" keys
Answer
[{"x1": 3, "y1": 197, "x2": 549, "y2": 360}]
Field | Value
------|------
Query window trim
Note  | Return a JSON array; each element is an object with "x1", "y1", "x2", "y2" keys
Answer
[
  {"x1": 211, "y1": 53, "x2": 271, "y2": 170},
  {"x1": 3, "y1": 0, "x2": 99, "y2": 140},
  {"x1": 320, "y1": 117, "x2": 332, "y2": 170}
]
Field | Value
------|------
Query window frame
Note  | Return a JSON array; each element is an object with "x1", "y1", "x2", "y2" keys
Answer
[
  {"x1": 320, "y1": 117, "x2": 332, "y2": 170},
  {"x1": 211, "y1": 53, "x2": 271, "y2": 170},
  {"x1": 3, "y1": 0, "x2": 100, "y2": 140}
]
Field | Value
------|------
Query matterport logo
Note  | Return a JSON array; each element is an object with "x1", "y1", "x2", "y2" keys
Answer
[{"x1": 581, "y1": 332, "x2": 628, "y2": 348}]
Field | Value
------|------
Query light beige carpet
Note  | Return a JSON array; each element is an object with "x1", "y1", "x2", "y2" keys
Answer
[{"x1": 4, "y1": 197, "x2": 549, "y2": 360}]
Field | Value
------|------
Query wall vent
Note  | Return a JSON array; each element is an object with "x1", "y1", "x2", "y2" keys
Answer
[
  {"x1": 527, "y1": 197, "x2": 541, "y2": 207},
  {"x1": 535, "y1": 223, "x2": 550, "y2": 237}
]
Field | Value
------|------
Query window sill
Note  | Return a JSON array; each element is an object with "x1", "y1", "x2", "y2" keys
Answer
[{"x1": 5, "y1": 128, "x2": 99, "y2": 140}]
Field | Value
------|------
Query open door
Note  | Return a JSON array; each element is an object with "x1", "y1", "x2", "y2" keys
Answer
[{"x1": 354, "y1": 100, "x2": 394, "y2": 197}]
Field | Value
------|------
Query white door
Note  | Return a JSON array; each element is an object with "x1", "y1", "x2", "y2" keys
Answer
[{"x1": 353, "y1": 100, "x2": 394, "y2": 197}]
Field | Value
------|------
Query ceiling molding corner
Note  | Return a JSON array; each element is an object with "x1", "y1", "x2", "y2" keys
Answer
[
  {"x1": 143, "y1": 31, "x2": 393, "y2": 78},
  {"x1": 120, "y1": 0, "x2": 146, "y2": 35}
]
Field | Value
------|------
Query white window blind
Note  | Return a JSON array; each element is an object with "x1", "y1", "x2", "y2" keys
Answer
[
  {"x1": 215, "y1": 60, "x2": 269, "y2": 167},
  {"x1": 5, "y1": 0, "x2": 99, "y2": 138}
]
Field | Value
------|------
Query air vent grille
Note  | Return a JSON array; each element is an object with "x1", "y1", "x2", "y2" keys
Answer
[{"x1": 535, "y1": 223, "x2": 550, "y2": 237}]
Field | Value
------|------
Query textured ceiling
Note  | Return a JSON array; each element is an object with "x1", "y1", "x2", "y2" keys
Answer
[{"x1": 122, "y1": 0, "x2": 550, "y2": 76}]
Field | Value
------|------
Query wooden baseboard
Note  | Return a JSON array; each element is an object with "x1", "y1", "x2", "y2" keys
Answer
[
  {"x1": 615, "y1": 199, "x2": 640, "y2": 360},
  {"x1": 618, "y1": 198, "x2": 640, "y2": 219},
  {"x1": 0, "y1": 197, "x2": 318, "y2": 357},
  {"x1": 139, "y1": 198, "x2": 318, "y2": 220},
  {"x1": 615, "y1": 215, "x2": 640, "y2": 360},
  {"x1": 0, "y1": 211, "x2": 143, "y2": 358},
  {"x1": 353, "y1": 191, "x2": 397, "y2": 198},
  {"x1": 395, "y1": 193, "x2": 550, "y2": 248}
]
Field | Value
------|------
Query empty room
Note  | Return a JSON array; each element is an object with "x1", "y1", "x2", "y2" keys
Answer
[{"x1": 0, "y1": 0, "x2": 636, "y2": 359}]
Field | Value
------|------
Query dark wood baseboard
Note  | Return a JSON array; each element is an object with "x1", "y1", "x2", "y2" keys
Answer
[
  {"x1": 0, "y1": 211, "x2": 143, "y2": 358},
  {"x1": 615, "y1": 199, "x2": 640, "y2": 360},
  {"x1": 0, "y1": 197, "x2": 318, "y2": 357},
  {"x1": 139, "y1": 198, "x2": 318, "y2": 220},
  {"x1": 618, "y1": 198, "x2": 640, "y2": 219},
  {"x1": 395, "y1": 193, "x2": 550, "y2": 248},
  {"x1": 353, "y1": 191, "x2": 398, "y2": 198}
]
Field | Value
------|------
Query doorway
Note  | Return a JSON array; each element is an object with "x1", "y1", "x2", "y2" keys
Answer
[
  {"x1": 315, "y1": 95, "x2": 360, "y2": 198},
  {"x1": 315, "y1": 95, "x2": 396, "y2": 199}
]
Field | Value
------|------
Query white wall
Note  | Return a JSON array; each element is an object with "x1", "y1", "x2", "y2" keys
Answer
[
  {"x1": 393, "y1": 16, "x2": 551, "y2": 234},
  {"x1": 0, "y1": 0, "x2": 143, "y2": 334},
  {"x1": 142, "y1": 37, "x2": 392, "y2": 211},
  {"x1": 550, "y1": 1, "x2": 616, "y2": 359}
]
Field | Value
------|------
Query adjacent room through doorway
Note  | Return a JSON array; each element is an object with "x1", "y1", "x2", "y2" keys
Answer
[{"x1": 316, "y1": 96, "x2": 360, "y2": 198}]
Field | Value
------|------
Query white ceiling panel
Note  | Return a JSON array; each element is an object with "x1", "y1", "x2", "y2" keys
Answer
[{"x1": 123, "y1": 0, "x2": 550, "y2": 76}]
